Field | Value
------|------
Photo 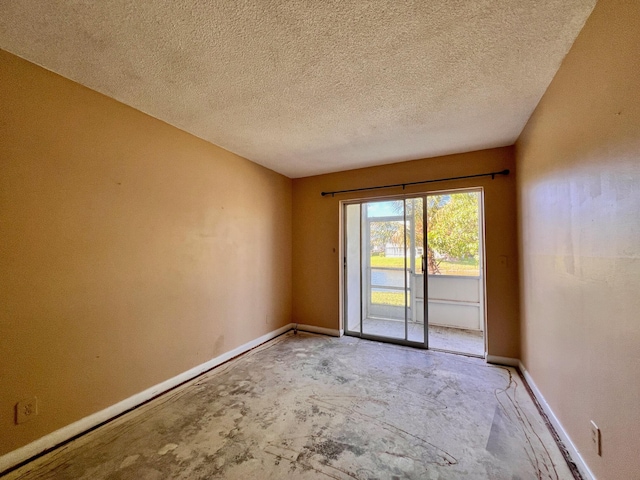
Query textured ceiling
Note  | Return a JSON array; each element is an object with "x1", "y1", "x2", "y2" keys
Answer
[{"x1": 0, "y1": 1, "x2": 596, "y2": 178}]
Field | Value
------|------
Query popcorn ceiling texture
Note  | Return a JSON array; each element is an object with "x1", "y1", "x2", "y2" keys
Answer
[{"x1": 0, "y1": 1, "x2": 596, "y2": 177}]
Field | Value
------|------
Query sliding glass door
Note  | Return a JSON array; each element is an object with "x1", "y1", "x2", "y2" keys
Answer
[
  {"x1": 343, "y1": 190, "x2": 485, "y2": 356},
  {"x1": 344, "y1": 197, "x2": 427, "y2": 347}
]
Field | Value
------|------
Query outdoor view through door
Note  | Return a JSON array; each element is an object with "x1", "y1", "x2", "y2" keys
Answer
[{"x1": 343, "y1": 191, "x2": 485, "y2": 356}]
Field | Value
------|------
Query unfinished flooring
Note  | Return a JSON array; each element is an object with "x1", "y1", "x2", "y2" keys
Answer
[
  {"x1": 5, "y1": 333, "x2": 574, "y2": 480},
  {"x1": 428, "y1": 325, "x2": 484, "y2": 356}
]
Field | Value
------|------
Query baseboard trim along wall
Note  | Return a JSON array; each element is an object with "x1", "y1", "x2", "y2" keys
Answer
[
  {"x1": 485, "y1": 354, "x2": 520, "y2": 367},
  {"x1": 0, "y1": 323, "x2": 296, "y2": 474},
  {"x1": 519, "y1": 362, "x2": 596, "y2": 480},
  {"x1": 486, "y1": 355, "x2": 595, "y2": 479},
  {"x1": 294, "y1": 323, "x2": 342, "y2": 337},
  {"x1": 3, "y1": 327, "x2": 591, "y2": 480}
]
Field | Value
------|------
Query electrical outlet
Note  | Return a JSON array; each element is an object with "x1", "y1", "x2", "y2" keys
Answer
[
  {"x1": 15, "y1": 397, "x2": 38, "y2": 424},
  {"x1": 590, "y1": 420, "x2": 601, "y2": 456}
]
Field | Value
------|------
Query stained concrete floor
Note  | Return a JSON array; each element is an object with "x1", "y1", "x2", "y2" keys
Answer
[
  {"x1": 361, "y1": 319, "x2": 484, "y2": 356},
  {"x1": 5, "y1": 333, "x2": 575, "y2": 480}
]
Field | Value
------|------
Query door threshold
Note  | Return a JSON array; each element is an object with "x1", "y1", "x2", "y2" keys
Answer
[
  {"x1": 345, "y1": 332, "x2": 485, "y2": 359},
  {"x1": 344, "y1": 331, "x2": 427, "y2": 350}
]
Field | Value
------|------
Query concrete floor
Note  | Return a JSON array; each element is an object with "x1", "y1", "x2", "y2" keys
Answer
[
  {"x1": 6, "y1": 332, "x2": 575, "y2": 480},
  {"x1": 428, "y1": 325, "x2": 484, "y2": 356},
  {"x1": 361, "y1": 319, "x2": 484, "y2": 356}
]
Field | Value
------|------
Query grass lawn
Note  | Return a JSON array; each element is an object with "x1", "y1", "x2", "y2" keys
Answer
[
  {"x1": 371, "y1": 291, "x2": 407, "y2": 306},
  {"x1": 369, "y1": 255, "x2": 479, "y2": 276}
]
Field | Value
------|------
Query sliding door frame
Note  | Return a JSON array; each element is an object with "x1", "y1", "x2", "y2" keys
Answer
[
  {"x1": 339, "y1": 187, "x2": 487, "y2": 355},
  {"x1": 341, "y1": 194, "x2": 428, "y2": 349}
]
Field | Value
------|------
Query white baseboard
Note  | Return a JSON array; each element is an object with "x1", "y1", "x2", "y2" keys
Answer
[
  {"x1": 485, "y1": 354, "x2": 520, "y2": 367},
  {"x1": 1, "y1": 329, "x2": 595, "y2": 480},
  {"x1": 0, "y1": 323, "x2": 294, "y2": 474},
  {"x1": 294, "y1": 323, "x2": 342, "y2": 337},
  {"x1": 519, "y1": 362, "x2": 596, "y2": 480}
]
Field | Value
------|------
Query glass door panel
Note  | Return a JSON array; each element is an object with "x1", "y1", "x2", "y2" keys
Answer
[
  {"x1": 343, "y1": 197, "x2": 427, "y2": 347},
  {"x1": 426, "y1": 191, "x2": 485, "y2": 356},
  {"x1": 362, "y1": 200, "x2": 407, "y2": 340}
]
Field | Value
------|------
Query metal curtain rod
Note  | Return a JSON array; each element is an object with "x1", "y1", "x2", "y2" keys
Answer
[{"x1": 321, "y1": 169, "x2": 510, "y2": 197}]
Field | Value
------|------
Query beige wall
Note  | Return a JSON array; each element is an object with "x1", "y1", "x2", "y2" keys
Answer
[
  {"x1": 292, "y1": 147, "x2": 519, "y2": 358},
  {"x1": 0, "y1": 50, "x2": 292, "y2": 455},
  {"x1": 516, "y1": 0, "x2": 640, "y2": 478}
]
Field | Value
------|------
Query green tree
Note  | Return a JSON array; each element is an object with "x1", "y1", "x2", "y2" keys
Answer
[
  {"x1": 369, "y1": 220, "x2": 403, "y2": 253},
  {"x1": 382, "y1": 193, "x2": 479, "y2": 273},
  {"x1": 427, "y1": 193, "x2": 479, "y2": 263},
  {"x1": 402, "y1": 193, "x2": 479, "y2": 274}
]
